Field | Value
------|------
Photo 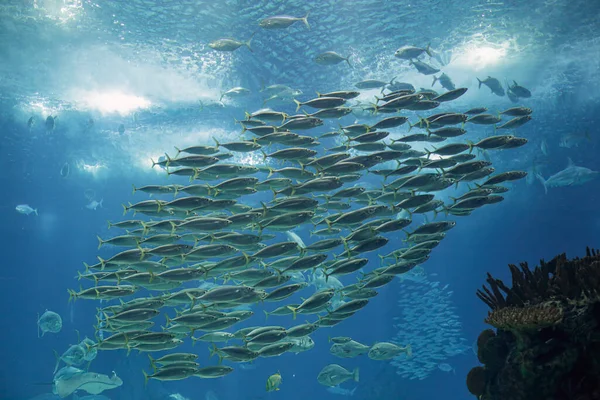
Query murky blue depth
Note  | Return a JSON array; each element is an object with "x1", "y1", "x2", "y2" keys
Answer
[{"x1": 1, "y1": 1, "x2": 599, "y2": 400}]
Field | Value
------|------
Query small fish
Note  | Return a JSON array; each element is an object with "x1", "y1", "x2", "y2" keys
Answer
[
  {"x1": 86, "y1": 199, "x2": 104, "y2": 211},
  {"x1": 394, "y1": 44, "x2": 431, "y2": 60},
  {"x1": 541, "y1": 139, "x2": 549, "y2": 156},
  {"x1": 410, "y1": 60, "x2": 440, "y2": 75},
  {"x1": 508, "y1": 81, "x2": 531, "y2": 98},
  {"x1": 314, "y1": 52, "x2": 351, "y2": 67},
  {"x1": 559, "y1": 130, "x2": 590, "y2": 149},
  {"x1": 209, "y1": 34, "x2": 254, "y2": 52},
  {"x1": 60, "y1": 163, "x2": 70, "y2": 178},
  {"x1": 317, "y1": 364, "x2": 359, "y2": 387},
  {"x1": 432, "y1": 73, "x2": 455, "y2": 91},
  {"x1": 476, "y1": 76, "x2": 505, "y2": 96},
  {"x1": 437, "y1": 363, "x2": 456, "y2": 374},
  {"x1": 266, "y1": 371, "x2": 283, "y2": 391},
  {"x1": 220, "y1": 87, "x2": 251, "y2": 101},
  {"x1": 259, "y1": 13, "x2": 310, "y2": 30},
  {"x1": 16, "y1": 204, "x2": 38, "y2": 216},
  {"x1": 327, "y1": 386, "x2": 357, "y2": 396}
]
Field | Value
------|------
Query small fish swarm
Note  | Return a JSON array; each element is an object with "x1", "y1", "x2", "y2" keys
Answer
[{"x1": 467, "y1": 248, "x2": 600, "y2": 400}]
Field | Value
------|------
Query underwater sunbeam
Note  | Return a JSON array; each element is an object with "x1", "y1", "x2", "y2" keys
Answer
[{"x1": 80, "y1": 91, "x2": 151, "y2": 115}]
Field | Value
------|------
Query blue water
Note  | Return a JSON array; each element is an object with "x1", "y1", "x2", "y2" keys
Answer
[{"x1": 1, "y1": 1, "x2": 599, "y2": 399}]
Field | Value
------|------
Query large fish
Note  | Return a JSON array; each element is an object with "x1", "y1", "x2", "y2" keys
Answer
[
  {"x1": 54, "y1": 370, "x2": 123, "y2": 398},
  {"x1": 536, "y1": 158, "x2": 599, "y2": 194}
]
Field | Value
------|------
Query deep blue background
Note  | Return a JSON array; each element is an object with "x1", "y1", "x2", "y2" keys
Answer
[{"x1": 1, "y1": 0, "x2": 600, "y2": 399}]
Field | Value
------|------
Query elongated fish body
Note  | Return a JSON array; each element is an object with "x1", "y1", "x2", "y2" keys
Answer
[{"x1": 536, "y1": 158, "x2": 599, "y2": 194}]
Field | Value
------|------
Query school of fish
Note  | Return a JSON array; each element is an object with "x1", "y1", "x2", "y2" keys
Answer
[{"x1": 65, "y1": 13, "x2": 533, "y2": 388}]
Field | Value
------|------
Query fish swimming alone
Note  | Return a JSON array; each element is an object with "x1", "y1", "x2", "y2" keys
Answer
[
  {"x1": 536, "y1": 158, "x2": 599, "y2": 194},
  {"x1": 16, "y1": 204, "x2": 38, "y2": 216},
  {"x1": 38, "y1": 310, "x2": 62, "y2": 337}
]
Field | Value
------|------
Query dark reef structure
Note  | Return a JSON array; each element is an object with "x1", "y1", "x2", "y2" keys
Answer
[{"x1": 467, "y1": 247, "x2": 600, "y2": 400}]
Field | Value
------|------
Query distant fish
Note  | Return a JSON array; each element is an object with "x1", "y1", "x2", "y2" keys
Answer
[
  {"x1": 169, "y1": 394, "x2": 191, "y2": 400},
  {"x1": 559, "y1": 130, "x2": 590, "y2": 149},
  {"x1": 27, "y1": 116, "x2": 35, "y2": 130},
  {"x1": 508, "y1": 80, "x2": 531, "y2": 98},
  {"x1": 437, "y1": 363, "x2": 455, "y2": 374},
  {"x1": 45, "y1": 115, "x2": 56, "y2": 132},
  {"x1": 410, "y1": 60, "x2": 440, "y2": 75},
  {"x1": 314, "y1": 51, "x2": 351, "y2": 67},
  {"x1": 209, "y1": 34, "x2": 254, "y2": 52},
  {"x1": 394, "y1": 44, "x2": 431, "y2": 60},
  {"x1": 432, "y1": 73, "x2": 455, "y2": 91},
  {"x1": 16, "y1": 204, "x2": 38, "y2": 216},
  {"x1": 476, "y1": 76, "x2": 505, "y2": 96},
  {"x1": 60, "y1": 162, "x2": 70, "y2": 178},
  {"x1": 220, "y1": 87, "x2": 251, "y2": 101},
  {"x1": 38, "y1": 310, "x2": 62, "y2": 337},
  {"x1": 540, "y1": 139, "x2": 549, "y2": 156},
  {"x1": 259, "y1": 13, "x2": 310, "y2": 30},
  {"x1": 86, "y1": 199, "x2": 104, "y2": 211},
  {"x1": 327, "y1": 386, "x2": 357, "y2": 396},
  {"x1": 536, "y1": 158, "x2": 599, "y2": 194}
]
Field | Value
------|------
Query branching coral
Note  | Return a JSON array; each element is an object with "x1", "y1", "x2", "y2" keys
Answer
[
  {"x1": 476, "y1": 247, "x2": 600, "y2": 311},
  {"x1": 467, "y1": 248, "x2": 600, "y2": 400}
]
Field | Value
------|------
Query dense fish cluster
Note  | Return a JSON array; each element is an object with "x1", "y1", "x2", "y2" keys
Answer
[
  {"x1": 67, "y1": 23, "x2": 531, "y2": 384},
  {"x1": 391, "y1": 275, "x2": 470, "y2": 380}
]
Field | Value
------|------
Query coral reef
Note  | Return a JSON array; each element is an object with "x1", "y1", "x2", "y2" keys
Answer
[{"x1": 467, "y1": 248, "x2": 600, "y2": 400}]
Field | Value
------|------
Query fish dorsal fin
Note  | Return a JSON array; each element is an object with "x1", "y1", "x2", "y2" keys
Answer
[{"x1": 567, "y1": 157, "x2": 576, "y2": 167}]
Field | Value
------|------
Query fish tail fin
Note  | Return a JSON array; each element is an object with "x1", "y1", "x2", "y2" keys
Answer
[
  {"x1": 263, "y1": 310, "x2": 269, "y2": 321},
  {"x1": 406, "y1": 344, "x2": 413, "y2": 358},
  {"x1": 142, "y1": 370, "x2": 149, "y2": 387},
  {"x1": 345, "y1": 56, "x2": 352, "y2": 68},
  {"x1": 353, "y1": 367, "x2": 360, "y2": 382},
  {"x1": 432, "y1": 75, "x2": 438, "y2": 87},
  {"x1": 425, "y1": 43, "x2": 432, "y2": 57},
  {"x1": 302, "y1": 12, "x2": 310, "y2": 29},
  {"x1": 293, "y1": 99, "x2": 302, "y2": 112},
  {"x1": 287, "y1": 306, "x2": 298, "y2": 320},
  {"x1": 97, "y1": 256, "x2": 106, "y2": 270},
  {"x1": 122, "y1": 204, "x2": 128, "y2": 216},
  {"x1": 53, "y1": 349, "x2": 61, "y2": 374},
  {"x1": 245, "y1": 32, "x2": 255, "y2": 52},
  {"x1": 466, "y1": 140, "x2": 474, "y2": 153},
  {"x1": 477, "y1": 77, "x2": 482, "y2": 89},
  {"x1": 148, "y1": 354, "x2": 157, "y2": 372},
  {"x1": 34, "y1": 208, "x2": 38, "y2": 216},
  {"x1": 209, "y1": 343, "x2": 219, "y2": 358},
  {"x1": 164, "y1": 153, "x2": 173, "y2": 167},
  {"x1": 535, "y1": 173, "x2": 548, "y2": 194}
]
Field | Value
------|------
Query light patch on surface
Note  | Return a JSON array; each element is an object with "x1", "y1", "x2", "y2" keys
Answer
[
  {"x1": 34, "y1": 0, "x2": 83, "y2": 24},
  {"x1": 451, "y1": 37, "x2": 510, "y2": 71},
  {"x1": 26, "y1": 100, "x2": 55, "y2": 117},
  {"x1": 79, "y1": 91, "x2": 151, "y2": 115},
  {"x1": 76, "y1": 160, "x2": 107, "y2": 177}
]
